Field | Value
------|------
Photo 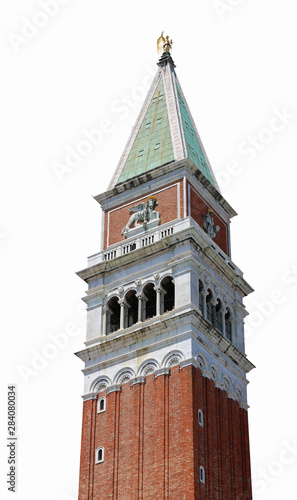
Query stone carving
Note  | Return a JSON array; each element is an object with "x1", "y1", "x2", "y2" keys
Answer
[
  {"x1": 122, "y1": 196, "x2": 160, "y2": 236},
  {"x1": 202, "y1": 209, "x2": 220, "y2": 239}
]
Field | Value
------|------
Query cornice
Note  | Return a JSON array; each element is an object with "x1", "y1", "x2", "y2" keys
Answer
[
  {"x1": 95, "y1": 159, "x2": 237, "y2": 219},
  {"x1": 75, "y1": 307, "x2": 255, "y2": 377},
  {"x1": 77, "y1": 223, "x2": 253, "y2": 298}
]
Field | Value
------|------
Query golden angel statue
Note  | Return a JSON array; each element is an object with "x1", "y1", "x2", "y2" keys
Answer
[{"x1": 157, "y1": 32, "x2": 173, "y2": 54}]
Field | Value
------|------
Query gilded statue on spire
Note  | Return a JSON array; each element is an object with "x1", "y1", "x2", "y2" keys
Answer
[{"x1": 157, "y1": 32, "x2": 173, "y2": 55}]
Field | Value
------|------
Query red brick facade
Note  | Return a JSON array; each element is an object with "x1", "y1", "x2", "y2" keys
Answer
[
  {"x1": 104, "y1": 180, "x2": 184, "y2": 248},
  {"x1": 78, "y1": 365, "x2": 252, "y2": 500},
  {"x1": 187, "y1": 182, "x2": 230, "y2": 256}
]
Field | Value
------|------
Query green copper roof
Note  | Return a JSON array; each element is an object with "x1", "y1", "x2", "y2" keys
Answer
[
  {"x1": 175, "y1": 82, "x2": 215, "y2": 187},
  {"x1": 117, "y1": 77, "x2": 175, "y2": 184}
]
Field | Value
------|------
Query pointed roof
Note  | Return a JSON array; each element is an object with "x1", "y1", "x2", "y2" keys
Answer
[{"x1": 109, "y1": 53, "x2": 219, "y2": 191}]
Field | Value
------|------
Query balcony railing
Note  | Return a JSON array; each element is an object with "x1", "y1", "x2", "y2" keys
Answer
[{"x1": 87, "y1": 217, "x2": 242, "y2": 278}]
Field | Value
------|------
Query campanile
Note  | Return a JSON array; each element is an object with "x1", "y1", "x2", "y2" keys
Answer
[{"x1": 76, "y1": 35, "x2": 254, "y2": 500}]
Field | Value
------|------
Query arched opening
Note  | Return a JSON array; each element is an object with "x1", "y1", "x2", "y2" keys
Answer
[
  {"x1": 213, "y1": 299, "x2": 223, "y2": 333},
  {"x1": 97, "y1": 397, "x2": 106, "y2": 413},
  {"x1": 161, "y1": 276, "x2": 175, "y2": 313},
  {"x1": 106, "y1": 296, "x2": 120, "y2": 334},
  {"x1": 95, "y1": 447, "x2": 104, "y2": 464},
  {"x1": 225, "y1": 308, "x2": 232, "y2": 341},
  {"x1": 125, "y1": 290, "x2": 138, "y2": 327},
  {"x1": 143, "y1": 283, "x2": 156, "y2": 320},
  {"x1": 199, "y1": 465, "x2": 205, "y2": 484},
  {"x1": 199, "y1": 280, "x2": 204, "y2": 313},
  {"x1": 206, "y1": 290, "x2": 214, "y2": 324}
]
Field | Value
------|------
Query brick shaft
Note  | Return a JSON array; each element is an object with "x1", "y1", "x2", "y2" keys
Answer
[{"x1": 78, "y1": 365, "x2": 252, "y2": 500}]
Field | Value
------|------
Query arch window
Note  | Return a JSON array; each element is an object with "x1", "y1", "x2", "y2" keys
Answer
[
  {"x1": 143, "y1": 283, "x2": 156, "y2": 320},
  {"x1": 206, "y1": 290, "x2": 214, "y2": 324},
  {"x1": 199, "y1": 466, "x2": 205, "y2": 484},
  {"x1": 106, "y1": 296, "x2": 120, "y2": 334},
  {"x1": 161, "y1": 276, "x2": 175, "y2": 313},
  {"x1": 97, "y1": 397, "x2": 106, "y2": 413},
  {"x1": 199, "y1": 281, "x2": 204, "y2": 313},
  {"x1": 225, "y1": 309, "x2": 232, "y2": 341},
  {"x1": 213, "y1": 299, "x2": 223, "y2": 333},
  {"x1": 198, "y1": 409, "x2": 204, "y2": 427},
  {"x1": 125, "y1": 290, "x2": 138, "y2": 328},
  {"x1": 95, "y1": 447, "x2": 104, "y2": 464}
]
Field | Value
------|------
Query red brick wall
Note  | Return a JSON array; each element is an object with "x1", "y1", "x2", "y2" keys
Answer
[
  {"x1": 78, "y1": 365, "x2": 252, "y2": 499},
  {"x1": 103, "y1": 180, "x2": 184, "y2": 248},
  {"x1": 188, "y1": 182, "x2": 230, "y2": 256}
]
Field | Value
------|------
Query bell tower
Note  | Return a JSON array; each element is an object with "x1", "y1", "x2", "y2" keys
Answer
[{"x1": 76, "y1": 37, "x2": 254, "y2": 500}]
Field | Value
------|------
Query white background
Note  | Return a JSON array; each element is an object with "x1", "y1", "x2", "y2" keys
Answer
[{"x1": 1, "y1": 1, "x2": 297, "y2": 499}]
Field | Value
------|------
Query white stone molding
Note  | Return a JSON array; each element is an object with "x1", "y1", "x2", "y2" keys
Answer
[
  {"x1": 114, "y1": 368, "x2": 135, "y2": 385},
  {"x1": 162, "y1": 350, "x2": 184, "y2": 368},
  {"x1": 222, "y1": 374, "x2": 232, "y2": 390},
  {"x1": 82, "y1": 393, "x2": 98, "y2": 402},
  {"x1": 138, "y1": 359, "x2": 160, "y2": 377},
  {"x1": 91, "y1": 376, "x2": 112, "y2": 394},
  {"x1": 142, "y1": 279, "x2": 156, "y2": 290},
  {"x1": 154, "y1": 367, "x2": 170, "y2": 378},
  {"x1": 239, "y1": 401, "x2": 249, "y2": 410},
  {"x1": 209, "y1": 363, "x2": 222, "y2": 388},
  {"x1": 196, "y1": 353, "x2": 207, "y2": 371},
  {"x1": 179, "y1": 358, "x2": 199, "y2": 370},
  {"x1": 130, "y1": 376, "x2": 146, "y2": 386},
  {"x1": 234, "y1": 385, "x2": 244, "y2": 402},
  {"x1": 106, "y1": 384, "x2": 121, "y2": 394}
]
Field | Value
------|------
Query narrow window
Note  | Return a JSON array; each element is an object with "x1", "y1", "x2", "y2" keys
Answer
[
  {"x1": 198, "y1": 409, "x2": 204, "y2": 427},
  {"x1": 97, "y1": 397, "x2": 106, "y2": 413},
  {"x1": 199, "y1": 281, "x2": 204, "y2": 313},
  {"x1": 145, "y1": 122, "x2": 151, "y2": 129},
  {"x1": 225, "y1": 309, "x2": 232, "y2": 341},
  {"x1": 199, "y1": 466, "x2": 205, "y2": 484},
  {"x1": 95, "y1": 447, "x2": 104, "y2": 464},
  {"x1": 125, "y1": 290, "x2": 138, "y2": 327},
  {"x1": 213, "y1": 300, "x2": 223, "y2": 333},
  {"x1": 106, "y1": 296, "x2": 120, "y2": 334},
  {"x1": 206, "y1": 290, "x2": 214, "y2": 324},
  {"x1": 154, "y1": 142, "x2": 160, "y2": 150},
  {"x1": 138, "y1": 149, "x2": 144, "y2": 157},
  {"x1": 143, "y1": 283, "x2": 156, "y2": 320},
  {"x1": 161, "y1": 276, "x2": 175, "y2": 313}
]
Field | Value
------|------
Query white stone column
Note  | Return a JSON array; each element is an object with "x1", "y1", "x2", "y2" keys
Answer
[
  {"x1": 102, "y1": 307, "x2": 107, "y2": 336},
  {"x1": 118, "y1": 298, "x2": 126, "y2": 330},
  {"x1": 136, "y1": 293, "x2": 143, "y2": 322},
  {"x1": 154, "y1": 286, "x2": 162, "y2": 316}
]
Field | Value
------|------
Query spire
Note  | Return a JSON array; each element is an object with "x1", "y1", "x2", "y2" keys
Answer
[{"x1": 108, "y1": 37, "x2": 219, "y2": 191}]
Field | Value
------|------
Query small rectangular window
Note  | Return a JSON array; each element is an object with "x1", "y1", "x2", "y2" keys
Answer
[
  {"x1": 200, "y1": 466, "x2": 205, "y2": 484},
  {"x1": 98, "y1": 397, "x2": 106, "y2": 413},
  {"x1": 95, "y1": 447, "x2": 105, "y2": 464}
]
